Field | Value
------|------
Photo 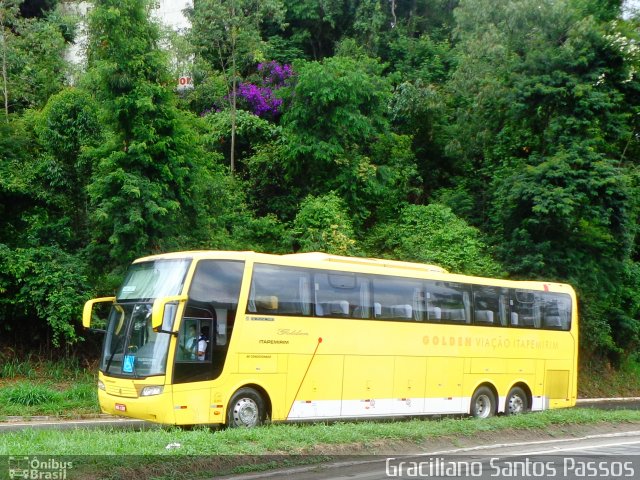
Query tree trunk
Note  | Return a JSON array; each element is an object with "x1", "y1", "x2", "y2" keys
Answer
[
  {"x1": 230, "y1": 51, "x2": 236, "y2": 173},
  {"x1": 229, "y1": 1, "x2": 237, "y2": 173},
  {"x1": 1, "y1": 19, "x2": 8, "y2": 122}
]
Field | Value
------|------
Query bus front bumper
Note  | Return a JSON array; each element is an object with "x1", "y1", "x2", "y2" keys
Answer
[{"x1": 98, "y1": 378, "x2": 175, "y2": 424}]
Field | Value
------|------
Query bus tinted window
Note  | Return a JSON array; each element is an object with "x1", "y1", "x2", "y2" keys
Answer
[
  {"x1": 372, "y1": 276, "x2": 424, "y2": 321},
  {"x1": 540, "y1": 293, "x2": 571, "y2": 330},
  {"x1": 473, "y1": 286, "x2": 508, "y2": 327},
  {"x1": 426, "y1": 281, "x2": 471, "y2": 324},
  {"x1": 315, "y1": 272, "x2": 369, "y2": 318},
  {"x1": 510, "y1": 290, "x2": 538, "y2": 328},
  {"x1": 188, "y1": 260, "x2": 245, "y2": 346},
  {"x1": 189, "y1": 260, "x2": 245, "y2": 307},
  {"x1": 248, "y1": 264, "x2": 312, "y2": 316},
  {"x1": 245, "y1": 263, "x2": 573, "y2": 331}
]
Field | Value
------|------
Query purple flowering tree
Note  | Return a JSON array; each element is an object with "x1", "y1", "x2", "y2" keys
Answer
[{"x1": 235, "y1": 61, "x2": 293, "y2": 119}]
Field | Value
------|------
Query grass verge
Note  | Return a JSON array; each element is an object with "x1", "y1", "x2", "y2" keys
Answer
[
  {"x1": 0, "y1": 355, "x2": 99, "y2": 418},
  {"x1": 578, "y1": 356, "x2": 640, "y2": 398},
  {"x1": 1, "y1": 409, "x2": 639, "y2": 479}
]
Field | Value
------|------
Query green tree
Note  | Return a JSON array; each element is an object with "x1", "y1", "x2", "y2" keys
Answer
[
  {"x1": 187, "y1": 0, "x2": 285, "y2": 172},
  {"x1": 366, "y1": 203, "x2": 504, "y2": 276},
  {"x1": 281, "y1": 54, "x2": 420, "y2": 228},
  {"x1": 33, "y1": 88, "x2": 102, "y2": 249},
  {"x1": 449, "y1": 0, "x2": 640, "y2": 358},
  {"x1": 202, "y1": 108, "x2": 281, "y2": 176},
  {"x1": 292, "y1": 192, "x2": 358, "y2": 255},
  {"x1": 281, "y1": 54, "x2": 388, "y2": 185},
  {"x1": 389, "y1": 78, "x2": 449, "y2": 198},
  {"x1": 0, "y1": 1, "x2": 69, "y2": 115},
  {"x1": 0, "y1": 110, "x2": 92, "y2": 347},
  {"x1": 85, "y1": 0, "x2": 219, "y2": 268},
  {"x1": 0, "y1": 0, "x2": 20, "y2": 121},
  {"x1": 0, "y1": 115, "x2": 36, "y2": 248},
  {"x1": 282, "y1": 0, "x2": 354, "y2": 59},
  {"x1": 0, "y1": 245, "x2": 89, "y2": 347}
]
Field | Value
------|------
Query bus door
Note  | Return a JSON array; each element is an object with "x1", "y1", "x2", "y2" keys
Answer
[{"x1": 171, "y1": 259, "x2": 245, "y2": 425}]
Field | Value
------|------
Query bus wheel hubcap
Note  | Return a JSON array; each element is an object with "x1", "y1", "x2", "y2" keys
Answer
[
  {"x1": 475, "y1": 395, "x2": 491, "y2": 417},
  {"x1": 234, "y1": 398, "x2": 258, "y2": 426},
  {"x1": 509, "y1": 395, "x2": 524, "y2": 414}
]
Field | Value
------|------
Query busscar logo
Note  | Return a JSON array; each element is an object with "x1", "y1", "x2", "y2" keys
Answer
[{"x1": 8, "y1": 457, "x2": 73, "y2": 479}]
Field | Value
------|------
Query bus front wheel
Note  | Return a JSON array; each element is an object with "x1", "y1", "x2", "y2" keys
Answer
[
  {"x1": 470, "y1": 386, "x2": 496, "y2": 419},
  {"x1": 505, "y1": 386, "x2": 528, "y2": 415},
  {"x1": 227, "y1": 387, "x2": 266, "y2": 428}
]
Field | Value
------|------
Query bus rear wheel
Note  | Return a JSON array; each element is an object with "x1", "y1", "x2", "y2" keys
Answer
[
  {"x1": 505, "y1": 387, "x2": 528, "y2": 415},
  {"x1": 470, "y1": 386, "x2": 496, "y2": 418},
  {"x1": 227, "y1": 387, "x2": 266, "y2": 428}
]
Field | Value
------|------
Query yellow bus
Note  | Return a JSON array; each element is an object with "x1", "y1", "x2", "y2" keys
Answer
[{"x1": 83, "y1": 250, "x2": 578, "y2": 427}]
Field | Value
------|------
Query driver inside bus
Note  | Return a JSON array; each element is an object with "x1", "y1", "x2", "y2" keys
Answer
[
  {"x1": 197, "y1": 330, "x2": 208, "y2": 361},
  {"x1": 180, "y1": 324, "x2": 198, "y2": 360}
]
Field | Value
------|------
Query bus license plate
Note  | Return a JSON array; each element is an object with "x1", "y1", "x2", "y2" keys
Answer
[{"x1": 115, "y1": 403, "x2": 127, "y2": 412}]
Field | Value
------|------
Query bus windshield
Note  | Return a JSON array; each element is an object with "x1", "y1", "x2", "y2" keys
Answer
[
  {"x1": 100, "y1": 302, "x2": 172, "y2": 377},
  {"x1": 117, "y1": 259, "x2": 191, "y2": 301},
  {"x1": 100, "y1": 259, "x2": 191, "y2": 377}
]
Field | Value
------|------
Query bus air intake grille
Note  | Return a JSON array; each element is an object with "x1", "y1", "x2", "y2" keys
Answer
[{"x1": 106, "y1": 384, "x2": 138, "y2": 398}]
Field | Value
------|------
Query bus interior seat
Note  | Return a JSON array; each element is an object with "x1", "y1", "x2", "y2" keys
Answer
[
  {"x1": 317, "y1": 300, "x2": 349, "y2": 317},
  {"x1": 373, "y1": 302, "x2": 382, "y2": 317},
  {"x1": 510, "y1": 312, "x2": 519, "y2": 326},
  {"x1": 391, "y1": 304, "x2": 412, "y2": 319},
  {"x1": 256, "y1": 295, "x2": 278, "y2": 312},
  {"x1": 475, "y1": 310, "x2": 494, "y2": 324},
  {"x1": 426, "y1": 307, "x2": 441, "y2": 321},
  {"x1": 544, "y1": 315, "x2": 562, "y2": 329},
  {"x1": 334, "y1": 300, "x2": 349, "y2": 316}
]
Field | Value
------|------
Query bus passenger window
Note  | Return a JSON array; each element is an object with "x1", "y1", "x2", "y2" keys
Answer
[
  {"x1": 314, "y1": 272, "x2": 366, "y2": 318},
  {"x1": 248, "y1": 264, "x2": 312, "y2": 316},
  {"x1": 371, "y1": 276, "x2": 424, "y2": 321},
  {"x1": 188, "y1": 260, "x2": 244, "y2": 345},
  {"x1": 540, "y1": 293, "x2": 572, "y2": 331},
  {"x1": 510, "y1": 290, "x2": 539, "y2": 328},
  {"x1": 473, "y1": 286, "x2": 508, "y2": 327},
  {"x1": 425, "y1": 281, "x2": 471, "y2": 324}
]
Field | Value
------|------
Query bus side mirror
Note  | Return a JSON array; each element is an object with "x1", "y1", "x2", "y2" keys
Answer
[
  {"x1": 152, "y1": 295, "x2": 188, "y2": 331},
  {"x1": 83, "y1": 297, "x2": 116, "y2": 328}
]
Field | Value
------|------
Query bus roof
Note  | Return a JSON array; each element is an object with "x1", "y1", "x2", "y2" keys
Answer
[
  {"x1": 282, "y1": 252, "x2": 448, "y2": 274},
  {"x1": 134, "y1": 251, "x2": 447, "y2": 273},
  {"x1": 132, "y1": 250, "x2": 574, "y2": 295}
]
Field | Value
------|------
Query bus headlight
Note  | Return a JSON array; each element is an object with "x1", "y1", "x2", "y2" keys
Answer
[
  {"x1": 140, "y1": 386, "x2": 163, "y2": 396},
  {"x1": 98, "y1": 380, "x2": 105, "y2": 391}
]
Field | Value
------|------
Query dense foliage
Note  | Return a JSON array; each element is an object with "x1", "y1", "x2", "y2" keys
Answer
[{"x1": 0, "y1": 0, "x2": 638, "y2": 366}]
